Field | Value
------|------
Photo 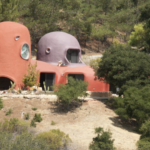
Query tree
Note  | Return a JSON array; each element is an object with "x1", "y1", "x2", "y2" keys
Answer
[
  {"x1": 89, "y1": 127, "x2": 115, "y2": 150},
  {"x1": 0, "y1": 0, "x2": 20, "y2": 22},
  {"x1": 54, "y1": 77, "x2": 88, "y2": 109},
  {"x1": 95, "y1": 44, "x2": 150, "y2": 95},
  {"x1": 128, "y1": 23, "x2": 146, "y2": 48},
  {"x1": 115, "y1": 86, "x2": 150, "y2": 126}
]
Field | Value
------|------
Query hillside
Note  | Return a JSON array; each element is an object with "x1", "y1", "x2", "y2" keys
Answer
[{"x1": 0, "y1": 96, "x2": 140, "y2": 150}]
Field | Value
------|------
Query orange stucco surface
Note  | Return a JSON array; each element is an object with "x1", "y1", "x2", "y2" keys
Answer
[
  {"x1": 0, "y1": 22, "x2": 31, "y2": 89},
  {"x1": 0, "y1": 21, "x2": 109, "y2": 92},
  {"x1": 31, "y1": 60, "x2": 109, "y2": 92}
]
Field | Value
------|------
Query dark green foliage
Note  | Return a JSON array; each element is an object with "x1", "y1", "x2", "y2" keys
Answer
[
  {"x1": 54, "y1": 77, "x2": 88, "y2": 108},
  {"x1": 30, "y1": 119, "x2": 36, "y2": 127},
  {"x1": 115, "y1": 87, "x2": 150, "y2": 126},
  {"x1": 24, "y1": 113, "x2": 30, "y2": 120},
  {"x1": 33, "y1": 113, "x2": 42, "y2": 122},
  {"x1": 0, "y1": 98, "x2": 3, "y2": 110},
  {"x1": 32, "y1": 107, "x2": 37, "y2": 111},
  {"x1": 96, "y1": 44, "x2": 150, "y2": 95},
  {"x1": 89, "y1": 127, "x2": 115, "y2": 150},
  {"x1": 5, "y1": 108, "x2": 12, "y2": 116}
]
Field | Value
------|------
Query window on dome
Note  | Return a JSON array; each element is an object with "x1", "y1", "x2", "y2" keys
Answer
[{"x1": 67, "y1": 49, "x2": 79, "y2": 63}]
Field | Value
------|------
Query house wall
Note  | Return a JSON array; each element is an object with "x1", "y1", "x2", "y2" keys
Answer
[{"x1": 0, "y1": 22, "x2": 31, "y2": 89}]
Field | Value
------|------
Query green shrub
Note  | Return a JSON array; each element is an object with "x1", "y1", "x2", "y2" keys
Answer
[
  {"x1": 54, "y1": 77, "x2": 88, "y2": 109},
  {"x1": 89, "y1": 127, "x2": 115, "y2": 150},
  {"x1": 30, "y1": 119, "x2": 36, "y2": 127},
  {"x1": 32, "y1": 107, "x2": 37, "y2": 111},
  {"x1": 33, "y1": 113, "x2": 42, "y2": 122},
  {"x1": 137, "y1": 120, "x2": 150, "y2": 150},
  {"x1": 51, "y1": 121, "x2": 56, "y2": 125},
  {"x1": 36, "y1": 129, "x2": 71, "y2": 150},
  {"x1": 22, "y1": 62, "x2": 39, "y2": 87},
  {"x1": 0, "y1": 98, "x2": 3, "y2": 110},
  {"x1": 0, "y1": 118, "x2": 28, "y2": 133},
  {"x1": 5, "y1": 108, "x2": 12, "y2": 116},
  {"x1": 115, "y1": 86, "x2": 150, "y2": 126},
  {"x1": 89, "y1": 57, "x2": 101, "y2": 73},
  {"x1": 24, "y1": 113, "x2": 30, "y2": 120},
  {"x1": 137, "y1": 137, "x2": 150, "y2": 150}
]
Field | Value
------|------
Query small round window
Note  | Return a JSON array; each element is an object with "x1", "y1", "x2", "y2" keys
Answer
[
  {"x1": 46, "y1": 48, "x2": 50, "y2": 54},
  {"x1": 21, "y1": 44, "x2": 30, "y2": 60}
]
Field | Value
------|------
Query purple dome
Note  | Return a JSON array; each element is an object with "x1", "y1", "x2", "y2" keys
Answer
[{"x1": 37, "y1": 31, "x2": 85, "y2": 67}]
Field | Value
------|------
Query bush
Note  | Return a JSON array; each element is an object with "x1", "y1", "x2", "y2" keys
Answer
[
  {"x1": 33, "y1": 113, "x2": 42, "y2": 122},
  {"x1": 36, "y1": 129, "x2": 71, "y2": 150},
  {"x1": 51, "y1": 121, "x2": 56, "y2": 125},
  {"x1": 89, "y1": 127, "x2": 115, "y2": 150},
  {"x1": 0, "y1": 118, "x2": 28, "y2": 133},
  {"x1": 0, "y1": 98, "x2": 3, "y2": 110},
  {"x1": 89, "y1": 57, "x2": 101, "y2": 73},
  {"x1": 22, "y1": 62, "x2": 39, "y2": 87},
  {"x1": 137, "y1": 120, "x2": 150, "y2": 150},
  {"x1": 32, "y1": 107, "x2": 37, "y2": 111},
  {"x1": 115, "y1": 86, "x2": 150, "y2": 126},
  {"x1": 54, "y1": 77, "x2": 88, "y2": 109},
  {"x1": 30, "y1": 119, "x2": 36, "y2": 127},
  {"x1": 5, "y1": 108, "x2": 12, "y2": 116},
  {"x1": 24, "y1": 113, "x2": 30, "y2": 120}
]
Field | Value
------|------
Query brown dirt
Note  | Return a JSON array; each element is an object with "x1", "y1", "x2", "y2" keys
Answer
[{"x1": 0, "y1": 97, "x2": 140, "y2": 150}]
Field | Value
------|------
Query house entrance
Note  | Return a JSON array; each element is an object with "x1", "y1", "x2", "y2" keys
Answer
[
  {"x1": 67, "y1": 49, "x2": 79, "y2": 63},
  {"x1": 40, "y1": 73, "x2": 55, "y2": 91},
  {"x1": 0, "y1": 77, "x2": 14, "y2": 90}
]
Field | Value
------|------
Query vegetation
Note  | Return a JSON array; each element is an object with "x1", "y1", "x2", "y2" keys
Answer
[
  {"x1": 22, "y1": 63, "x2": 39, "y2": 88},
  {"x1": 30, "y1": 119, "x2": 36, "y2": 128},
  {"x1": 37, "y1": 129, "x2": 71, "y2": 150},
  {"x1": 5, "y1": 108, "x2": 13, "y2": 116},
  {"x1": 0, "y1": 98, "x2": 3, "y2": 110},
  {"x1": 51, "y1": 121, "x2": 56, "y2": 125},
  {"x1": 32, "y1": 107, "x2": 37, "y2": 111},
  {"x1": 89, "y1": 127, "x2": 115, "y2": 150},
  {"x1": 24, "y1": 113, "x2": 30, "y2": 120},
  {"x1": 114, "y1": 87, "x2": 150, "y2": 126},
  {"x1": 54, "y1": 77, "x2": 88, "y2": 109},
  {"x1": 89, "y1": 57, "x2": 101, "y2": 73},
  {"x1": 95, "y1": 44, "x2": 150, "y2": 95},
  {"x1": 1, "y1": 0, "x2": 150, "y2": 51},
  {"x1": 0, "y1": 118, "x2": 71, "y2": 150},
  {"x1": 33, "y1": 113, "x2": 42, "y2": 122}
]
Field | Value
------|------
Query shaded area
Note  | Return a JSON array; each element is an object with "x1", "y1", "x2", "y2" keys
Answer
[
  {"x1": 0, "y1": 77, "x2": 14, "y2": 90},
  {"x1": 40, "y1": 73, "x2": 55, "y2": 91},
  {"x1": 48, "y1": 100, "x2": 87, "y2": 114}
]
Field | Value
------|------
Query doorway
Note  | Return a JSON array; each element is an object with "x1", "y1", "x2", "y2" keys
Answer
[
  {"x1": 40, "y1": 73, "x2": 55, "y2": 91},
  {"x1": 0, "y1": 77, "x2": 14, "y2": 90}
]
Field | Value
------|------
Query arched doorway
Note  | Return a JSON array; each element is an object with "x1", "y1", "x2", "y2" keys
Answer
[{"x1": 0, "y1": 77, "x2": 14, "y2": 90}]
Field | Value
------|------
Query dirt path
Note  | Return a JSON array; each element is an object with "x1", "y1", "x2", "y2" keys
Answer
[{"x1": 0, "y1": 97, "x2": 140, "y2": 150}]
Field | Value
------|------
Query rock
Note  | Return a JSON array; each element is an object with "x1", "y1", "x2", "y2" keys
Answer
[
  {"x1": 37, "y1": 87, "x2": 43, "y2": 92},
  {"x1": 30, "y1": 86, "x2": 38, "y2": 91}
]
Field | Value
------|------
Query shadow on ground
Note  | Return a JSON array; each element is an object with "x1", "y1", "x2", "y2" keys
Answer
[{"x1": 48, "y1": 100, "x2": 88, "y2": 114}]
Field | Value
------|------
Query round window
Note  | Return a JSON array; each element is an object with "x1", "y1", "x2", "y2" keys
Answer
[{"x1": 21, "y1": 44, "x2": 30, "y2": 60}]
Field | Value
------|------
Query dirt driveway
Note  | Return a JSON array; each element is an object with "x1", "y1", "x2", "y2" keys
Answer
[{"x1": 0, "y1": 97, "x2": 140, "y2": 150}]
